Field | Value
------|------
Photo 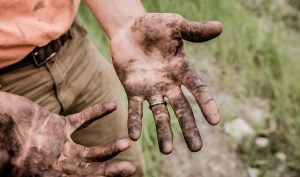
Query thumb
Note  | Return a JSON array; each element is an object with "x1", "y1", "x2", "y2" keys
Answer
[
  {"x1": 65, "y1": 102, "x2": 117, "y2": 132},
  {"x1": 180, "y1": 20, "x2": 223, "y2": 42}
]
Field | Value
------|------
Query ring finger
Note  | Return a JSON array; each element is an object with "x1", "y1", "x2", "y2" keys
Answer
[{"x1": 148, "y1": 96, "x2": 173, "y2": 154}]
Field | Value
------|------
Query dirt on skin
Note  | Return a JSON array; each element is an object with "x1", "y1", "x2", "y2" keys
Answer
[
  {"x1": 160, "y1": 53, "x2": 252, "y2": 177},
  {"x1": 0, "y1": 92, "x2": 136, "y2": 177}
]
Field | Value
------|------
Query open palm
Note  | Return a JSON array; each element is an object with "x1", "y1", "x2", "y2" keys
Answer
[
  {"x1": 0, "y1": 92, "x2": 135, "y2": 177},
  {"x1": 111, "y1": 13, "x2": 223, "y2": 154}
]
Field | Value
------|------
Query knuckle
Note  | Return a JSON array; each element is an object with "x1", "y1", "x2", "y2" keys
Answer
[
  {"x1": 128, "y1": 107, "x2": 141, "y2": 119},
  {"x1": 128, "y1": 120, "x2": 142, "y2": 128},
  {"x1": 200, "y1": 98, "x2": 215, "y2": 106},
  {"x1": 182, "y1": 125, "x2": 198, "y2": 133},
  {"x1": 80, "y1": 147, "x2": 90, "y2": 159},
  {"x1": 178, "y1": 116, "x2": 197, "y2": 131},
  {"x1": 167, "y1": 13, "x2": 184, "y2": 23},
  {"x1": 175, "y1": 105, "x2": 190, "y2": 117},
  {"x1": 155, "y1": 115, "x2": 169, "y2": 127},
  {"x1": 155, "y1": 113, "x2": 169, "y2": 122},
  {"x1": 111, "y1": 141, "x2": 118, "y2": 153},
  {"x1": 102, "y1": 102, "x2": 111, "y2": 111},
  {"x1": 193, "y1": 84, "x2": 208, "y2": 95},
  {"x1": 80, "y1": 106, "x2": 93, "y2": 120}
]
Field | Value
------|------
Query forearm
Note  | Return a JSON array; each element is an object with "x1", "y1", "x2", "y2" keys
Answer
[{"x1": 84, "y1": 0, "x2": 146, "y2": 38}]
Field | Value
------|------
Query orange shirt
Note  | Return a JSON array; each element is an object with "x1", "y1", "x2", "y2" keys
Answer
[{"x1": 0, "y1": 0, "x2": 80, "y2": 68}]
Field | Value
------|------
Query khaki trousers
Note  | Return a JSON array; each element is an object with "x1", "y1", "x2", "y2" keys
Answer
[{"x1": 0, "y1": 22, "x2": 144, "y2": 177}]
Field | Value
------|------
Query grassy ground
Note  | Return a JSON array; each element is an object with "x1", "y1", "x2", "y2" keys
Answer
[{"x1": 79, "y1": 0, "x2": 300, "y2": 176}]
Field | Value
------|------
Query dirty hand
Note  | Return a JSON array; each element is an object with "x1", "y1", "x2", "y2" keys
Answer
[
  {"x1": 111, "y1": 13, "x2": 223, "y2": 154},
  {"x1": 0, "y1": 92, "x2": 135, "y2": 177}
]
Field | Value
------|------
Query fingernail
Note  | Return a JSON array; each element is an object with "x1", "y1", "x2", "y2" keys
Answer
[
  {"x1": 102, "y1": 102, "x2": 117, "y2": 112},
  {"x1": 209, "y1": 113, "x2": 221, "y2": 125},
  {"x1": 188, "y1": 138, "x2": 203, "y2": 152},
  {"x1": 129, "y1": 128, "x2": 141, "y2": 141},
  {"x1": 117, "y1": 138, "x2": 131, "y2": 151},
  {"x1": 210, "y1": 21, "x2": 223, "y2": 33},
  {"x1": 161, "y1": 142, "x2": 173, "y2": 154}
]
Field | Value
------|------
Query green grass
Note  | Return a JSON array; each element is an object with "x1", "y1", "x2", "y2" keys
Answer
[{"x1": 79, "y1": 0, "x2": 300, "y2": 176}]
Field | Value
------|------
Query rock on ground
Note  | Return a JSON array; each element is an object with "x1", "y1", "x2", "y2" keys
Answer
[
  {"x1": 161, "y1": 103, "x2": 250, "y2": 177},
  {"x1": 159, "y1": 55, "x2": 271, "y2": 177},
  {"x1": 224, "y1": 118, "x2": 255, "y2": 144}
]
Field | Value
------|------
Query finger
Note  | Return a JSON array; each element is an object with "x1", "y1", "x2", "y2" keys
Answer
[
  {"x1": 181, "y1": 64, "x2": 220, "y2": 125},
  {"x1": 127, "y1": 96, "x2": 143, "y2": 141},
  {"x1": 0, "y1": 112, "x2": 13, "y2": 132},
  {"x1": 167, "y1": 90, "x2": 203, "y2": 152},
  {"x1": 149, "y1": 97, "x2": 173, "y2": 154},
  {"x1": 71, "y1": 138, "x2": 131, "y2": 162},
  {"x1": 104, "y1": 161, "x2": 136, "y2": 177},
  {"x1": 65, "y1": 102, "x2": 117, "y2": 132},
  {"x1": 60, "y1": 158, "x2": 135, "y2": 177},
  {"x1": 0, "y1": 148, "x2": 10, "y2": 175},
  {"x1": 63, "y1": 175, "x2": 99, "y2": 177},
  {"x1": 180, "y1": 20, "x2": 223, "y2": 42},
  {"x1": 62, "y1": 173, "x2": 105, "y2": 177},
  {"x1": 39, "y1": 170, "x2": 70, "y2": 177},
  {"x1": 62, "y1": 174, "x2": 104, "y2": 177}
]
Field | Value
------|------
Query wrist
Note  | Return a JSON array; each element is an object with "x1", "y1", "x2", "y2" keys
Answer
[
  {"x1": 85, "y1": 0, "x2": 146, "y2": 39},
  {"x1": 113, "y1": 12, "x2": 146, "y2": 37}
]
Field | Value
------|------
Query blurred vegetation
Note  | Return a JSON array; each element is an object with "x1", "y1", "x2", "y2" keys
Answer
[{"x1": 79, "y1": 0, "x2": 300, "y2": 176}]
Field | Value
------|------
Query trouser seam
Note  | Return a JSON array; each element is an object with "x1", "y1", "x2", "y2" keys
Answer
[{"x1": 44, "y1": 64, "x2": 65, "y2": 114}]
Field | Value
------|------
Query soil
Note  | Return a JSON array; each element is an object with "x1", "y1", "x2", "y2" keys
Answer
[
  {"x1": 160, "y1": 54, "x2": 253, "y2": 177},
  {"x1": 161, "y1": 100, "x2": 250, "y2": 177}
]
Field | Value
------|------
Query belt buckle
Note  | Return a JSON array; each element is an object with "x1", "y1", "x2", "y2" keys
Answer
[{"x1": 31, "y1": 51, "x2": 56, "y2": 67}]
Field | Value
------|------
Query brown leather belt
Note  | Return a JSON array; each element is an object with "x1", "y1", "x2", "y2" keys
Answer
[{"x1": 0, "y1": 31, "x2": 72, "y2": 75}]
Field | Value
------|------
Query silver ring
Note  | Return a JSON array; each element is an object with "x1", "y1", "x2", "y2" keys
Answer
[{"x1": 149, "y1": 100, "x2": 167, "y2": 109}]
